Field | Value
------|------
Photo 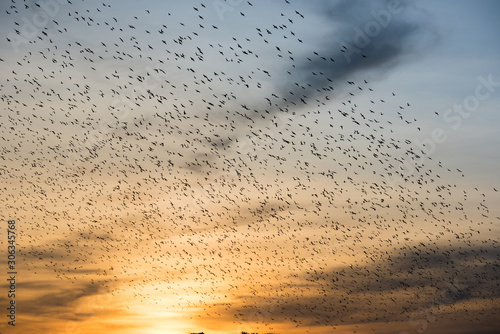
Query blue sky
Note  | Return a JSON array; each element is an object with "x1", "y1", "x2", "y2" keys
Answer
[{"x1": 383, "y1": 0, "x2": 500, "y2": 187}]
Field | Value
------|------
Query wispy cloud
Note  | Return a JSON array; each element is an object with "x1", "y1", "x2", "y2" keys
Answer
[
  {"x1": 210, "y1": 243, "x2": 499, "y2": 331},
  {"x1": 279, "y1": 0, "x2": 439, "y2": 105}
]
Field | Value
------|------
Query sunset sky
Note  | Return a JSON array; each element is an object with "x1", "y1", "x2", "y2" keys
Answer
[{"x1": 0, "y1": 1, "x2": 499, "y2": 334}]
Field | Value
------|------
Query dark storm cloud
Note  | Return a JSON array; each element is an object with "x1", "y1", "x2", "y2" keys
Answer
[
  {"x1": 16, "y1": 281, "x2": 104, "y2": 320},
  {"x1": 281, "y1": 0, "x2": 438, "y2": 104},
  {"x1": 220, "y1": 243, "x2": 499, "y2": 327}
]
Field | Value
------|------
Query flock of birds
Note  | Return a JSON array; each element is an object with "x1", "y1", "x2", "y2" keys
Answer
[{"x1": 0, "y1": 0, "x2": 498, "y2": 333}]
